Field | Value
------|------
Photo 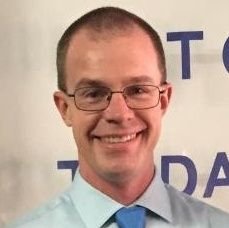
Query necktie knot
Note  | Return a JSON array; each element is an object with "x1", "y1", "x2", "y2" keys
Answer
[{"x1": 115, "y1": 206, "x2": 146, "y2": 228}]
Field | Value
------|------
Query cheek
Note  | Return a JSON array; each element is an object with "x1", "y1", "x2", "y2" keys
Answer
[
  {"x1": 142, "y1": 110, "x2": 162, "y2": 141},
  {"x1": 142, "y1": 108, "x2": 162, "y2": 127},
  {"x1": 71, "y1": 112, "x2": 100, "y2": 145}
]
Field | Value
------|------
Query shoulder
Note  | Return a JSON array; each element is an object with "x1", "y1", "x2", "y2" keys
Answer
[
  {"x1": 6, "y1": 190, "x2": 83, "y2": 228},
  {"x1": 164, "y1": 183, "x2": 229, "y2": 227}
]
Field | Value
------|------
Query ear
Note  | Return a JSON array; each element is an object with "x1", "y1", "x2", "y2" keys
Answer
[
  {"x1": 160, "y1": 83, "x2": 172, "y2": 116},
  {"x1": 53, "y1": 91, "x2": 72, "y2": 127}
]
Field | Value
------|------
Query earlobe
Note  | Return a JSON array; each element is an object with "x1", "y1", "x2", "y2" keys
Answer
[
  {"x1": 53, "y1": 91, "x2": 72, "y2": 127},
  {"x1": 160, "y1": 83, "x2": 172, "y2": 115}
]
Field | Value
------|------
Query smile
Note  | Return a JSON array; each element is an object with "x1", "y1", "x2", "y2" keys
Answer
[{"x1": 100, "y1": 133, "x2": 137, "y2": 144}]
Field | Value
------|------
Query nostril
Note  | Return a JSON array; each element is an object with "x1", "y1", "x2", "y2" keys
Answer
[{"x1": 106, "y1": 119, "x2": 120, "y2": 124}]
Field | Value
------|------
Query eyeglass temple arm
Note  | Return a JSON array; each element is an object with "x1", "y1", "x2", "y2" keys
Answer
[{"x1": 66, "y1": 94, "x2": 75, "y2": 97}]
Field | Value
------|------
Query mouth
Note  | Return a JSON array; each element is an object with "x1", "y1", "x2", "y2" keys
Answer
[
  {"x1": 100, "y1": 133, "x2": 136, "y2": 144},
  {"x1": 93, "y1": 131, "x2": 144, "y2": 144}
]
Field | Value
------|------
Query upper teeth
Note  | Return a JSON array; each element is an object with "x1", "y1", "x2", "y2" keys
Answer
[{"x1": 101, "y1": 133, "x2": 136, "y2": 143}]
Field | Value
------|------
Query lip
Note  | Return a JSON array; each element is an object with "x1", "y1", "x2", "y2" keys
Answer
[
  {"x1": 92, "y1": 129, "x2": 145, "y2": 144},
  {"x1": 100, "y1": 133, "x2": 137, "y2": 144}
]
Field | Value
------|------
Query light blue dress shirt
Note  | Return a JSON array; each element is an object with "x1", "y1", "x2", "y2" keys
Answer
[{"x1": 7, "y1": 168, "x2": 229, "y2": 227}]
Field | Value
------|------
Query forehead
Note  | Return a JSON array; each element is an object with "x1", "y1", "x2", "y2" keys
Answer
[{"x1": 65, "y1": 27, "x2": 161, "y2": 90}]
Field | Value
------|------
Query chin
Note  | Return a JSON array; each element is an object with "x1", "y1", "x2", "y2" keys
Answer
[{"x1": 100, "y1": 163, "x2": 139, "y2": 183}]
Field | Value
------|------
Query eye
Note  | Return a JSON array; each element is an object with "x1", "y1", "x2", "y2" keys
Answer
[
  {"x1": 126, "y1": 85, "x2": 150, "y2": 96},
  {"x1": 77, "y1": 87, "x2": 108, "y2": 100}
]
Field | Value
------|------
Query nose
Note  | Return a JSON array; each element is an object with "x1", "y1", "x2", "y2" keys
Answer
[{"x1": 102, "y1": 93, "x2": 135, "y2": 124}]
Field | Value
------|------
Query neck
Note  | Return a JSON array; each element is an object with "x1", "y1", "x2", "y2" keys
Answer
[{"x1": 79, "y1": 164, "x2": 155, "y2": 205}]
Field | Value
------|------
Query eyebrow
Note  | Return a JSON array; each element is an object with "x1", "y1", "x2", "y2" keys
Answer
[
  {"x1": 126, "y1": 75, "x2": 155, "y2": 84},
  {"x1": 74, "y1": 78, "x2": 107, "y2": 89},
  {"x1": 74, "y1": 75, "x2": 155, "y2": 89}
]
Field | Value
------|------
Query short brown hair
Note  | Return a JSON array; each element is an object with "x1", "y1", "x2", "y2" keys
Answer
[{"x1": 56, "y1": 6, "x2": 166, "y2": 91}]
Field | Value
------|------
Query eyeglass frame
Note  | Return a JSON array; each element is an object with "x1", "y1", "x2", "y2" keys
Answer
[{"x1": 66, "y1": 83, "x2": 168, "y2": 111}]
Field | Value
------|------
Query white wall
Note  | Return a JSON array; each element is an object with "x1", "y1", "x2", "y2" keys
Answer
[{"x1": 0, "y1": 0, "x2": 229, "y2": 226}]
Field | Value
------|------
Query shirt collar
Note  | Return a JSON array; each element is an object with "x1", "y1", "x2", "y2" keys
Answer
[
  {"x1": 69, "y1": 170, "x2": 123, "y2": 228},
  {"x1": 69, "y1": 168, "x2": 173, "y2": 228},
  {"x1": 134, "y1": 168, "x2": 173, "y2": 223}
]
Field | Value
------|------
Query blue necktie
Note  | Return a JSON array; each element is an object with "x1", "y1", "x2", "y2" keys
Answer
[{"x1": 115, "y1": 206, "x2": 146, "y2": 228}]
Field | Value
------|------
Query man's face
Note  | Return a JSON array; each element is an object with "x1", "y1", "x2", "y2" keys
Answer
[{"x1": 54, "y1": 27, "x2": 172, "y2": 185}]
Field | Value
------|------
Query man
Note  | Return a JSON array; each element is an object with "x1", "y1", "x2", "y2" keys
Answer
[{"x1": 8, "y1": 6, "x2": 229, "y2": 228}]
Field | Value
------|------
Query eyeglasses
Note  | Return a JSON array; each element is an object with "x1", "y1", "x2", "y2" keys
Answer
[{"x1": 67, "y1": 84, "x2": 167, "y2": 111}]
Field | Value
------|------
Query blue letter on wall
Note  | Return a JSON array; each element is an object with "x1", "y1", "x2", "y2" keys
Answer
[
  {"x1": 167, "y1": 31, "x2": 203, "y2": 79},
  {"x1": 223, "y1": 37, "x2": 229, "y2": 73},
  {"x1": 161, "y1": 155, "x2": 197, "y2": 195},
  {"x1": 204, "y1": 152, "x2": 229, "y2": 197},
  {"x1": 57, "y1": 160, "x2": 78, "y2": 181}
]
